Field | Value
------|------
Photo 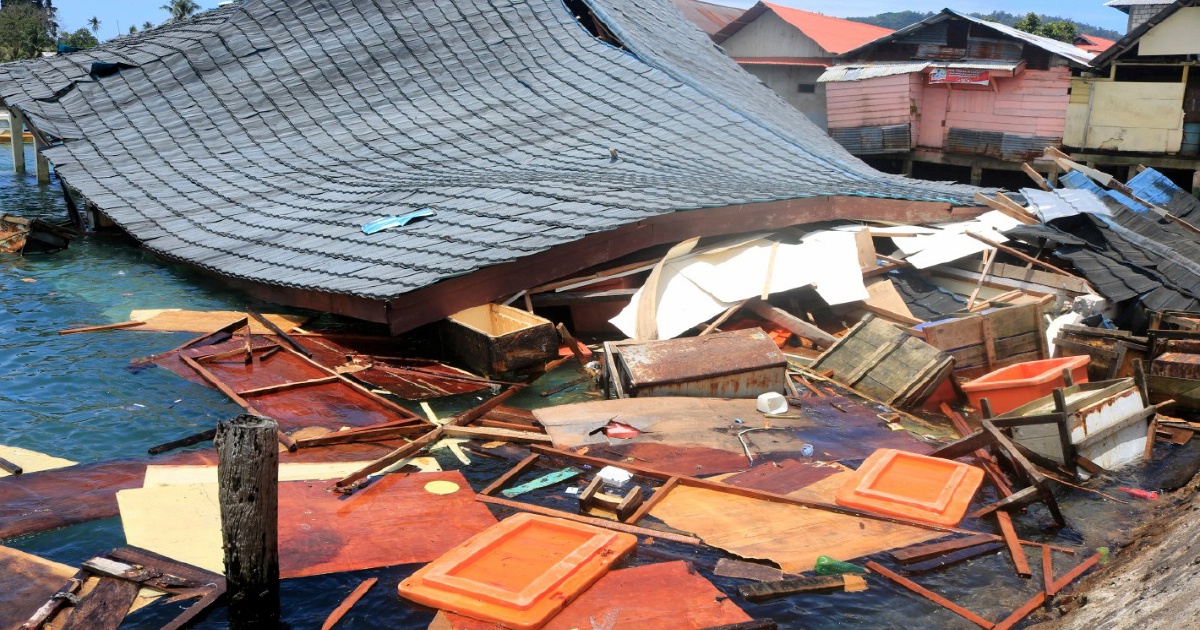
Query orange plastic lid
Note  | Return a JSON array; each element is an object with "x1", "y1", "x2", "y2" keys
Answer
[
  {"x1": 398, "y1": 513, "x2": 636, "y2": 629},
  {"x1": 835, "y1": 449, "x2": 984, "y2": 527}
]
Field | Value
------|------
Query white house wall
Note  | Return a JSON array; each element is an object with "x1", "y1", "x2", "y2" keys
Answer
[
  {"x1": 744, "y1": 65, "x2": 829, "y2": 129},
  {"x1": 1138, "y1": 7, "x2": 1200, "y2": 56},
  {"x1": 720, "y1": 12, "x2": 827, "y2": 57}
]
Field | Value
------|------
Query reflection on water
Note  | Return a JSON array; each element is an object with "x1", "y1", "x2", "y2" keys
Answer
[{"x1": 1, "y1": 143, "x2": 1195, "y2": 628}]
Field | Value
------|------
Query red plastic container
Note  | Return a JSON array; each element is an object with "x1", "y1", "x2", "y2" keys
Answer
[
  {"x1": 398, "y1": 513, "x2": 636, "y2": 629},
  {"x1": 961, "y1": 356, "x2": 1090, "y2": 416},
  {"x1": 835, "y1": 449, "x2": 984, "y2": 527}
]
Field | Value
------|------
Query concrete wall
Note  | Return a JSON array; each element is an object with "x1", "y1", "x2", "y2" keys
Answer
[
  {"x1": 744, "y1": 65, "x2": 829, "y2": 128},
  {"x1": 721, "y1": 12, "x2": 826, "y2": 58},
  {"x1": 1128, "y1": 4, "x2": 1171, "y2": 32},
  {"x1": 1140, "y1": 7, "x2": 1200, "y2": 56},
  {"x1": 1064, "y1": 78, "x2": 1185, "y2": 152}
]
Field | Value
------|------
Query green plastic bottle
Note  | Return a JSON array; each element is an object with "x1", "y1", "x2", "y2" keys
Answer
[{"x1": 814, "y1": 555, "x2": 866, "y2": 575}]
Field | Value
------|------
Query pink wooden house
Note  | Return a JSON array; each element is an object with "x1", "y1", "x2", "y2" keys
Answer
[{"x1": 820, "y1": 10, "x2": 1095, "y2": 187}]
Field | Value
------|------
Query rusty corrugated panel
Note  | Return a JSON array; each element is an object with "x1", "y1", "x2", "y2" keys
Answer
[
  {"x1": 967, "y1": 37, "x2": 1024, "y2": 61},
  {"x1": 613, "y1": 328, "x2": 787, "y2": 398},
  {"x1": 898, "y1": 21, "x2": 949, "y2": 46},
  {"x1": 830, "y1": 124, "x2": 912, "y2": 154},
  {"x1": 946, "y1": 128, "x2": 1004, "y2": 158},
  {"x1": 916, "y1": 44, "x2": 967, "y2": 60},
  {"x1": 1000, "y1": 133, "x2": 1061, "y2": 161}
]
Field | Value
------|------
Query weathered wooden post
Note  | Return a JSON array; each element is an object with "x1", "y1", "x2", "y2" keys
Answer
[
  {"x1": 8, "y1": 107, "x2": 25, "y2": 174},
  {"x1": 216, "y1": 414, "x2": 280, "y2": 628},
  {"x1": 35, "y1": 148, "x2": 49, "y2": 184}
]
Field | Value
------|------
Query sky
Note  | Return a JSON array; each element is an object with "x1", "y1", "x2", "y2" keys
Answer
[
  {"x1": 53, "y1": 1, "x2": 222, "y2": 38},
  {"x1": 51, "y1": 0, "x2": 1130, "y2": 40}
]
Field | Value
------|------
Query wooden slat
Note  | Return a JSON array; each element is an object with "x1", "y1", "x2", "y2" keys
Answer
[
  {"x1": 865, "y1": 562, "x2": 995, "y2": 629},
  {"x1": 475, "y1": 493, "x2": 702, "y2": 545},
  {"x1": 60, "y1": 576, "x2": 140, "y2": 630},
  {"x1": 321, "y1": 577, "x2": 377, "y2": 630},
  {"x1": 997, "y1": 511, "x2": 1032, "y2": 578},
  {"x1": 58, "y1": 321, "x2": 145, "y2": 335}
]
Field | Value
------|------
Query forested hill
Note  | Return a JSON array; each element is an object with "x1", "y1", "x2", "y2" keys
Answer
[{"x1": 846, "y1": 10, "x2": 1122, "y2": 40}]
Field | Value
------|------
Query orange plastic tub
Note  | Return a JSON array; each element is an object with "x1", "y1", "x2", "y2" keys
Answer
[
  {"x1": 961, "y1": 356, "x2": 1090, "y2": 416},
  {"x1": 398, "y1": 513, "x2": 636, "y2": 629},
  {"x1": 835, "y1": 449, "x2": 984, "y2": 526}
]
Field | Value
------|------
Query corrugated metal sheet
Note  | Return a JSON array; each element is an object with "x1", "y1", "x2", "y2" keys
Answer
[
  {"x1": 898, "y1": 20, "x2": 949, "y2": 45},
  {"x1": 819, "y1": 62, "x2": 928, "y2": 82},
  {"x1": 830, "y1": 124, "x2": 912, "y2": 154},
  {"x1": 966, "y1": 37, "x2": 1024, "y2": 61},
  {"x1": 946, "y1": 128, "x2": 1059, "y2": 161},
  {"x1": 916, "y1": 44, "x2": 967, "y2": 59}
]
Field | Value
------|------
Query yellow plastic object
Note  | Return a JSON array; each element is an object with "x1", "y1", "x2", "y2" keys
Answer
[
  {"x1": 835, "y1": 449, "x2": 984, "y2": 527},
  {"x1": 424, "y1": 480, "x2": 460, "y2": 495},
  {"x1": 961, "y1": 356, "x2": 1090, "y2": 416},
  {"x1": 398, "y1": 513, "x2": 636, "y2": 629}
]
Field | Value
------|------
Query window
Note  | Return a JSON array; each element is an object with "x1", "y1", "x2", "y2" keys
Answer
[{"x1": 797, "y1": 83, "x2": 816, "y2": 93}]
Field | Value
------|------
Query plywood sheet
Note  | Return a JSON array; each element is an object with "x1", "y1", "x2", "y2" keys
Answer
[
  {"x1": 118, "y1": 471, "x2": 497, "y2": 577},
  {"x1": 0, "y1": 545, "x2": 76, "y2": 628},
  {"x1": 0, "y1": 444, "x2": 75, "y2": 477},
  {"x1": 129, "y1": 309, "x2": 309, "y2": 333},
  {"x1": 649, "y1": 484, "x2": 940, "y2": 574},
  {"x1": 434, "y1": 561, "x2": 752, "y2": 630},
  {"x1": 864, "y1": 278, "x2": 916, "y2": 319}
]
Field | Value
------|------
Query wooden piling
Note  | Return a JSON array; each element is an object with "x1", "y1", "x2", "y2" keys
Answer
[
  {"x1": 8, "y1": 108, "x2": 25, "y2": 174},
  {"x1": 216, "y1": 414, "x2": 280, "y2": 629},
  {"x1": 35, "y1": 148, "x2": 49, "y2": 184}
]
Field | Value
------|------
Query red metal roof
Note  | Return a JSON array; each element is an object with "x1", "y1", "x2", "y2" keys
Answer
[
  {"x1": 740, "y1": 2, "x2": 893, "y2": 54},
  {"x1": 672, "y1": 0, "x2": 744, "y2": 36},
  {"x1": 1074, "y1": 34, "x2": 1116, "y2": 54}
]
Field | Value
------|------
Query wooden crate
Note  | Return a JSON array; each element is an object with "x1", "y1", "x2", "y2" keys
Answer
[
  {"x1": 918, "y1": 302, "x2": 1047, "y2": 379},
  {"x1": 604, "y1": 329, "x2": 787, "y2": 399},
  {"x1": 443, "y1": 304, "x2": 558, "y2": 377},
  {"x1": 810, "y1": 315, "x2": 954, "y2": 409}
]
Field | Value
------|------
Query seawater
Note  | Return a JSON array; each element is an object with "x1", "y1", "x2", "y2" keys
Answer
[{"x1": 1, "y1": 143, "x2": 1194, "y2": 629}]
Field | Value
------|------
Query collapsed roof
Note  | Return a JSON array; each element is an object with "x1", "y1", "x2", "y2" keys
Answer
[{"x1": 0, "y1": 0, "x2": 976, "y2": 331}]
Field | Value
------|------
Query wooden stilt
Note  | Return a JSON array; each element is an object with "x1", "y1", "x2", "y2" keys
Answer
[
  {"x1": 216, "y1": 415, "x2": 280, "y2": 629},
  {"x1": 8, "y1": 108, "x2": 25, "y2": 174}
]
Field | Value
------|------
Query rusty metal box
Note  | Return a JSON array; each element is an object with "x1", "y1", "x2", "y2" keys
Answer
[
  {"x1": 607, "y1": 329, "x2": 787, "y2": 399},
  {"x1": 443, "y1": 303, "x2": 558, "y2": 377}
]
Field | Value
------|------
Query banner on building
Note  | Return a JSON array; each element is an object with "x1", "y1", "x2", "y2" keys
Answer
[{"x1": 928, "y1": 68, "x2": 991, "y2": 85}]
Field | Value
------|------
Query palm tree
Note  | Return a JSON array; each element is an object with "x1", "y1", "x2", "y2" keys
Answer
[
  {"x1": 160, "y1": 0, "x2": 201, "y2": 23},
  {"x1": 143, "y1": 21, "x2": 155, "y2": 31},
  {"x1": 87, "y1": 16, "x2": 100, "y2": 33}
]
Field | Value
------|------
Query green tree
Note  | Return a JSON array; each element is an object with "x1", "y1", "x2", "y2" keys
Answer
[
  {"x1": 1040, "y1": 20, "x2": 1079, "y2": 43},
  {"x1": 57, "y1": 26, "x2": 96, "y2": 49},
  {"x1": 86, "y1": 14, "x2": 97, "y2": 33},
  {"x1": 0, "y1": 3, "x2": 53, "y2": 61},
  {"x1": 142, "y1": 20, "x2": 154, "y2": 30},
  {"x1": 1013, "y1": 12, "x2": 1043, "y2": 34},
  {"x1": 128, "y1": 24, "x2": 136, "y2": 34},
  {"x1": 160, "y1": 0, "x2": 200, "y2": 22}
]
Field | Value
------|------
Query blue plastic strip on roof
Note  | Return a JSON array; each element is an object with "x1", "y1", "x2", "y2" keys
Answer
[
  {"x1": 1127, "y1": 167, "x2": 1182, "y2": 205},
  {"x1": 1059, "y1": 170, "x2": 1144, "y2": 212}
]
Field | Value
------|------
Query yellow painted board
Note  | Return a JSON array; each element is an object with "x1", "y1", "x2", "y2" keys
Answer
[
  {"x1": 127, "y1": 309, "x2": 309, "y2": 333},
  {"x1": 0, "y1": 444, "x2": 76, "y2": 477}
]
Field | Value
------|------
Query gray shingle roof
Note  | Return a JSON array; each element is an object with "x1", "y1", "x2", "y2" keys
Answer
[{"x1": 0, "y1": 0, "x2": 975, "y2": 301}]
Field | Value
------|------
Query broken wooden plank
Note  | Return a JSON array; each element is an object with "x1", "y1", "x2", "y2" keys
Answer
[
  {"x1": 736, "y1": 575, "x2": 846, "y2": 600},
  {"x1": 745, "y1": 299, "x2": 838, "y2": 348},
  {"x1": 247, "y1": 307, "x2": 312, "y2": 358},
  {"x1": 997, "y1": 511, "x2": 1032, "y2": 578},
  {"x1": 713, "y1": 558, "x2": 785, "y2": 582},
  {"x1": 58, "y1": 320, "x2": 146, "y2": 335},
  {"x1": 993, "y1": 590, "x2": 1046, "y2": 630},
  {"x1": 321, "y1": 577, "x2": 377, "y2": 630},
  {"x1": 147, "y1": 429, "x2": 217, "y2": 456},
  {"x1": 891, "y1": 534, "x2": 998, "y2": 564},
  {"x1": 475, "y1": 493, "x2": 702, "y2": 545},
  {"x1": 60, "y1": 576, "x2": 140, "y2": 630},
  {"x1": 865, "y1": 561, "x2": 995, "y2": 629},
  {"x1": 332, "y1": 427, "x2": 444, "y2": 491},
  {"x1": 902, "y1": 542, "x2": 1006, "y2": 574},
  {"x1": 1047, "y1": 553, "x2": 1100, "y2": 596},
  {"x1": 442, "y1": 425, "x2": 553, "y2": 444}
]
